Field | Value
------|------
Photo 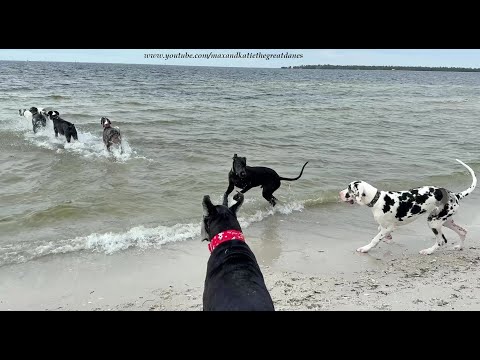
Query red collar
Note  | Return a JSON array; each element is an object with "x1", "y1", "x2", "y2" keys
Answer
[{"x1": 208, "y1": 230, "x2": 245, "y2": 253}]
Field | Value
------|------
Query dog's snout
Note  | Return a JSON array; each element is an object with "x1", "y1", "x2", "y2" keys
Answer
[{"x1": 240, "y1": 171, "x2": 246, "y2": 178}]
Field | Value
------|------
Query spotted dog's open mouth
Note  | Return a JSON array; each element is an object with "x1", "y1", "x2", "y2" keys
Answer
[{"x1": 348, "y1": 199, "x2": 354, "y2": 204}]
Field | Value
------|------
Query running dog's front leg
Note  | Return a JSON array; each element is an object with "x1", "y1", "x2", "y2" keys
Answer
[
  {"x1": 233, "y1": 185, "x2": 252, "y2": 202},
  {"x1": 223, "y1": 178, "x2": 235, "y2": 206},
  {"x1": 357, "y1": 226, "x2": 393, "y2": 253}
]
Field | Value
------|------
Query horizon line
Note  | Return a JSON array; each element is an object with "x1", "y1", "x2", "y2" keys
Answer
[{"x1": 1, "y1": 59, "x2": 480, "y2": 70}]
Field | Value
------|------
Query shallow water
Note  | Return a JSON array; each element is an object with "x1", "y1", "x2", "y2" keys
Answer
[{"x1": 1, "y1": 60, "x2": 479, "y2": 267}]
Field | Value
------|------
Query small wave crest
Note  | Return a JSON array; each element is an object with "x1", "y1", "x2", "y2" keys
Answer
[{"x1": 0, "y1": 196, "x2": 318, "y2": 266}]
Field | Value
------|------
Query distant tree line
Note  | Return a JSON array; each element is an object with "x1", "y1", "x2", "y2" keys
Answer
[{"x1": 281, "y1": 64, "x2": 480, "y2": 72}]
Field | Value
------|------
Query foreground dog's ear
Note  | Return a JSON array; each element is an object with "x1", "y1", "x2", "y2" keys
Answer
[
  {"x1": 202, "y1": 195, "x2": 217, "y2": 216},
  {"x1": 233, "y1": 153, "x2": 237, "y2": 159},
  {"x1": 230, "y1": 192, "x2": 244, "y2": 214}
]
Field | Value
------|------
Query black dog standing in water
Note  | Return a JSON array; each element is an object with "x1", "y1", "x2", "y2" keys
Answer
[
  {"x1": 201, "y1": 193, "x2": 275, "y2": 311},
  {"x1": 47, "y1": 111, "x2": 78, "y2": 143},
  {"x1": 224, "y1": 154, "x2": 309, "y2": 206},
  {"x1": 30, "y1": 107, "x2": 47, "y2": 133}
]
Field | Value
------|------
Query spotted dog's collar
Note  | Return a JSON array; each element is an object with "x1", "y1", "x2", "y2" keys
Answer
[
  {"x1": 208, "y1": 230, "x2": 245, "y2": 253},
  {"x1": 367, "y1": 191, "x2": 381, "y2": 207}
]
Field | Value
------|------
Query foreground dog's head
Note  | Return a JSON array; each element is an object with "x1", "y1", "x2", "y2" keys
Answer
[
  {"x1": 232, "y1": 154, "x2": 247, "y2": 179},
  {"x1": 100, "y1": 117, "x2": 112, "y2": 129},
  {"x1": 339, "y1": 181, "x2": 376, "y2": 205},
  {"x1": 29, "y1": 107, "x2": 39, "y2": 115},
  {"x1": 201, "y1": 193, "x2": 244, "y2": 242}
]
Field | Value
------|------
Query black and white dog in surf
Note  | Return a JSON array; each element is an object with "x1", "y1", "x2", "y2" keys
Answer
[
  {"x1": 100, "y1": 117, "x2": 122, "y2": 152},
  {"x1": 339, "y1": 159, "x2": 477, "y2": 255},
  {"x1": 47, "y1": 111, "x2": 78, "y2": 143},
  {"x1": 201, "y1": 193, "x2": 275, "y2": 311},
  {"x1": 19, "y1": 107, "x2": 47, "y2": 133}
]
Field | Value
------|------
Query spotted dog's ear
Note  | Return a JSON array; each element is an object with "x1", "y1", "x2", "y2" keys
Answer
[{"x1": 354, "y1": 182, "x2": 366, "y2": 204}]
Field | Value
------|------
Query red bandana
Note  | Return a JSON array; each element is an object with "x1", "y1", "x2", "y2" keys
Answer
[{"x1": 208, "y1": 230, "x2": 245, "y2": 253}]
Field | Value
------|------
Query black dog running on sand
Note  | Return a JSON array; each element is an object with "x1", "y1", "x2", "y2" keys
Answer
[
  {"x1": 47, "y1": 111, "x2": 78, "y2": 143},
  {"x1": 201, "y1": 193, "x2": 275, "y2": 311},
  {"x1": 224, "y1": 154, "x2": 309, "y2": 206}
]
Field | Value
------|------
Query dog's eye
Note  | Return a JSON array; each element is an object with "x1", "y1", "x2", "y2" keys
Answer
[{"x1": 362, "y1": 193, "x2": 366, "y2": 197}]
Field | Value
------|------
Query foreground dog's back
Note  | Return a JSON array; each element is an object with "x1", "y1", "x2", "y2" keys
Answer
[{"x1": 201, "y1": 194, "x2": 274, "y2": 311}]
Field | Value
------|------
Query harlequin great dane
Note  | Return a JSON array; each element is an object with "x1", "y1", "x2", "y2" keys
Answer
[{"x1": 339, "y1": 159, "x2": 476, "y2": 255}]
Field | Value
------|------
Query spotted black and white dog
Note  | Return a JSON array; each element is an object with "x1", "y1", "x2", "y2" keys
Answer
[{"x1": 339, "y1": 159, "x2": 476, "y2": 255}]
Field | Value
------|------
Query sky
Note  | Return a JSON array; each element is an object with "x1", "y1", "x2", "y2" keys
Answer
[{"x1": 0, "y1": 49, "x2": 479, "y2": 68}]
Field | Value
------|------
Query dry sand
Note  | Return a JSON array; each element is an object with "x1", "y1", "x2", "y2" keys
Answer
[{"x1": 105, "y1": 248, "x2": 480, "y2": 311}]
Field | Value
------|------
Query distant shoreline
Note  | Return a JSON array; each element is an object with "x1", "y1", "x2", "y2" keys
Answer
[{"x1": 282, "y1": 65, "x2": 480, "y2": 72}]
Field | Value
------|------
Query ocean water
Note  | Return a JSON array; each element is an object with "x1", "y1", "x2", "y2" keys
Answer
[{"x1": 1, "y1": 60, "x2": 479, "y2": 267}]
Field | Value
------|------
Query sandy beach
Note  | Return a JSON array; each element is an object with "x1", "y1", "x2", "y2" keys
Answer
[{"x1": 1, "y1": 191, "x2": 479, "y2": 311}]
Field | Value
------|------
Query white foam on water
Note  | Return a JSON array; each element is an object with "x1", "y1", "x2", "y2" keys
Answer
[
  {"x1": 19, "y1": 119, "x2": 146, "y2": 162},
  {"x1": 0, "y1": 198, "x2": 306, "y2": 266}
]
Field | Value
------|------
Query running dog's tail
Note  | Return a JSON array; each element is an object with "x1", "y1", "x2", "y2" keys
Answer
[
  {"x1": 455, "y1": 159, "x2": 477, "y2": 200},
  {"x1": 279, "y1": 161, "x2": 309, "y2": 181}
]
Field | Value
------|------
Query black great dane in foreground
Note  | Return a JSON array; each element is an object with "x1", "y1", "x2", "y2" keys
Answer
[{"x1": 201, "y1": 193, "x2": 275, "y2": 311}]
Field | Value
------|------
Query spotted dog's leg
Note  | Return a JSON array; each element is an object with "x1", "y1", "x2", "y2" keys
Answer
[
  {"x1": 421, "y1": 193, "x2": 461, "y2": 255},
  {"x1": 357, "y1": 226, "x2": 394, "y2": 253},
  {"x1": 421, "y1": 212, "x2": 449, "y2": 255},
  {"x1": 444, "y1": 218, "x2": 467, "y2": 250},
  {"x1": 420, "y1": 219, "x2": 445, "y2": 255},
  {"x1": 379, "y1": 225, "x2": 393, "y2": 243}
]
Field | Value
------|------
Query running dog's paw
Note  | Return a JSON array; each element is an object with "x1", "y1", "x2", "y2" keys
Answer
[
  {"x1": 356, "y1": 246, "x2": 370, "y2": 253},
  {"x1": 419, "y1": 248, "x2": 434, "y2": 255}
]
